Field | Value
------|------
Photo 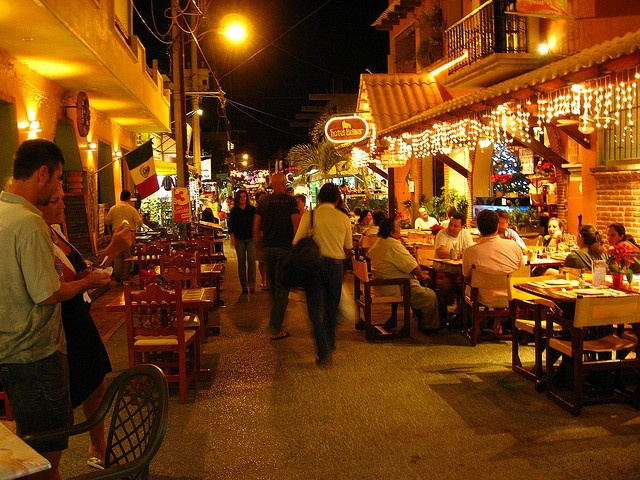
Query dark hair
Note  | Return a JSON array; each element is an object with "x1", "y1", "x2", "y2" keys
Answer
[
  {"x1": 450, "y1": 212, "x2": 466, "y2": 225},
  {"x1": 476, "y1": 209, "x2": 499, "y2": 236},
  {"x1": 372, "y1": 209, "x2": 386, "y2": 227},
  {"x1": 234, "y1": 189, "x2": 251, "y2": 205},
  {"x1": 579, "y1": 224, "x2": 605, "y2": 257},
  {"x1": 13, "y1": 139, "x2": 65, "y2": 180},
  {"x1": 358, "y1": 209, "x2": 371, "y2": 224},
  {"x1": 608, "y1": 222, "x2": 638, "y2": 246},
  {"x1": 201, "y1": 207, "x2": 214, "y2": 222},
  {"x1": 120, "y1": 190, "x2": 132, "y2": 202},
  {"x1": 255, "y1": 190, "x2": 267, "y2": 203},
  {"x1": 294, "y1": 193, "x2": 306, "y2": 204},
  {"x1": 446, "y1": 205, "x2": 457, "y2": 217},
  {"x1": 495, "y1": 209, "x2": 509, "y2": 220},
  {"x1": 377, "y1": 218, "x2": 396, "y2": 238},
  {"x1": 317, "y1": 182, "x2": 341, "y2": 203},
  {"x1": 353, "y1": 206, "x2": 362, "y2": 217}
]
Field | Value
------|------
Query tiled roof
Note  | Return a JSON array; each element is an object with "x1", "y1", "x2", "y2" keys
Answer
[
  {"x1": 381, "y1": 28, "x2": 640, "y2": 135},
  {"x1": 356, "y1": 72, "x2": 452, "y2": 132}
]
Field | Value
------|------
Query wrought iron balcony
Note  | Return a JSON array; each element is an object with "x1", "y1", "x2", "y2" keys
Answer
[{"x1": 444, "y1": 0, "x2": 528, "y2": 74}]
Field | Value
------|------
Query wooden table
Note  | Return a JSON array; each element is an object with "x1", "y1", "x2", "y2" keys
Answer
[
  {"x1": 105, "y1": 286, "x2": 221, "y2": 334},
  {"x1": 0, "y1": 423, "x2": 50, "y2": 480},
  {"x1": 153, "y1": 264, "x2": 225, "y2": 306}
]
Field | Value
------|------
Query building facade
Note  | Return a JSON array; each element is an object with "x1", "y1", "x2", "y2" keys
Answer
[
  {"x1": 358, "y1": 0, "x2": 640, "y2": 237},
  {"x1": 0, "y1": 0, "x2": 171, "y2": 254}
]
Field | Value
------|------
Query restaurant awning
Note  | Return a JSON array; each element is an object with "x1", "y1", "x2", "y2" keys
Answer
[
  {"x1": 356, "y1": 72, "x2": 452, "y2": 132},
  {"x1": 380, "y1": 28, "x2": 640, "y2": 136}
]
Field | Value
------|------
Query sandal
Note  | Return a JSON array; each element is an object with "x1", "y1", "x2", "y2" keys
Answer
[{"x1": 87, "y1": 457, "x2": 105, "y2": 470}]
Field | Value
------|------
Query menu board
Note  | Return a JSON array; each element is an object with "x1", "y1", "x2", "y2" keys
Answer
[{"x1": 63, "y1": 194, "x2": 94, "y2": 257}]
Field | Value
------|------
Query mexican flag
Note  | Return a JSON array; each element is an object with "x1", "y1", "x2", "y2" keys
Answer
[{"x1": 125, "y1": 140, "x2": 159, "y2": 199}]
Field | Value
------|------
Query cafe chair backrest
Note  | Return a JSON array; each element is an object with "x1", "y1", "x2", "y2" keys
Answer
[{"x1": 573, "y1": 295, "x2": 640, "y2": 328}]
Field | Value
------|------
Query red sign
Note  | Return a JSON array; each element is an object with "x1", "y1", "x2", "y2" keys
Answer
[
  {"x1": 172, "y1": 187, "x2": 191, "y2": 222},
  {"x1": 324, "y1": 115, "x2": 369, "y2": 143}
]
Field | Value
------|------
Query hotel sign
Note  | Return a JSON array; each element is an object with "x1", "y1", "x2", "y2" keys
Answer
[{"x1": 324, "y1": 115, "x2": 369, "y2": 143}]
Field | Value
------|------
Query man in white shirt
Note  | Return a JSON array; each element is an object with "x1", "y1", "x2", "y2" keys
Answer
[
  {"x1": 414, "y1": 207, "x2": 439, "y2": 231},
  {"x1": 433, "y1": 212, "x2": 475, "y2": 321},
  {"x1": 105, "y1": 190, "x2": 143, "y2": 283},
  {"x1": 496, "y1": 209, "x2": 526, "y2": 250},
  {"x1": 435, "y1": 212, "x2": 474, "y2": 258}
]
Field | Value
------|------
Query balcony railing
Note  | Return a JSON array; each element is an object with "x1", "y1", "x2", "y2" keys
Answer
[{"x1": 444, "y1": 0, "x2": 528, "y2": 74}]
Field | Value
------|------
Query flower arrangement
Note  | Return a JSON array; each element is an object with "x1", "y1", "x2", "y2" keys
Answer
[
  {"x1": 490, "y1": 173, "x2": 515, "y2": 190},
  {"x1": 606, "y1": 243, "x2": 640, "y2": 282},
  {"x1": 430, "y1": 224, "x2": 444, "y2": 235}
]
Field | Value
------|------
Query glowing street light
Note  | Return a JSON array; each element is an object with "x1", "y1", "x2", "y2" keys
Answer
[{"x1": 220, "y1": 15, "x2": 248, "y2": 43}]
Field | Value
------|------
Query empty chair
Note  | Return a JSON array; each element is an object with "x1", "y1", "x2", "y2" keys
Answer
[
  {"x1": 508, "y1": 273, "x2": 563, "y2": 390},
  {"x1": 124, "y1": 281, "x2": 200, "y2": 403},
  {"x1": 161, "y1": 252, "x2": 207, "y2": 342},
  {"x1": 137, "y1": 241, "x2": 170, "y2": 286},
  {"x1": 24, "y1": 364, "x2": 168, "y2": 480},
  {"x1": 352, "y1": 257, "x2": 411, "y2": 341},
  {"x1": 545, "y1": 295, "x2": 640, "y2": 415}
]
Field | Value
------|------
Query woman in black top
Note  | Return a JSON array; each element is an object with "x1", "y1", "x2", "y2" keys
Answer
[{"x1": 228, "y1": 189, "x2": 257, "y2": 293}]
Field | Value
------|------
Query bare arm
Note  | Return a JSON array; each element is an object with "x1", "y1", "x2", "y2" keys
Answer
[
  {"x1": 39, "y1": 272, "x2": 111, "y2": 305},
  {"x1": 93, "y1": 223, "x2": 132, "y2": 267}
]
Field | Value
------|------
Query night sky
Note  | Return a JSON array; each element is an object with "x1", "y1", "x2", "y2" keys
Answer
[{"x1": 133, "y1": 0, "x2": 389, "y2": 168}]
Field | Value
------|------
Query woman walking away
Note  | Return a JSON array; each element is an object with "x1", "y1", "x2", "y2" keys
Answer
[{"x1": 228, "y1": 189, "x2": 257, "y2": 294}]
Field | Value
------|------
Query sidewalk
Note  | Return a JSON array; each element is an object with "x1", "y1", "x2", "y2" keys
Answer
[{"x1": 62, "y1": 241, "x2": 639, "y2": 479}]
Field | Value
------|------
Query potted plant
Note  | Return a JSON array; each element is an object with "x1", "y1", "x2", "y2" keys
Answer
[
  {"x1": 606, "y1": 243, "x2": 640, "y2": 287},
  {"x1": 490, "y1": 173, "x2": 514, "y2": 197}
]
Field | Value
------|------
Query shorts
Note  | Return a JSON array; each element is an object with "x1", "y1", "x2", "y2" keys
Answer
[{"x1": 0, "y1": 351, "x2": 73, "y2": 453}]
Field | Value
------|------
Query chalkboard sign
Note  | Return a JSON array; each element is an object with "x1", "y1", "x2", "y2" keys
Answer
[{"x1": 62, "y1": 194, "x2": 94, "y2": 258}]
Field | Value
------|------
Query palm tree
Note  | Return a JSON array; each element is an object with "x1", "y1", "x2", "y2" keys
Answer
[{"x1": 286, "y1": 115, "x2": 351, "y2": 177}]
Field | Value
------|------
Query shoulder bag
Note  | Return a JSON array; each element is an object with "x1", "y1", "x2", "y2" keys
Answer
[{"x1": 279, "y1": 209, "x2": 321, "y2": 288}]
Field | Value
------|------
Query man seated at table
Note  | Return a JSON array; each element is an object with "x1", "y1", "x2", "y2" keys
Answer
[
  {"x1": 496, "y1": 209, "x2": 526, "y2": 251},
  {"x1": 414, "y1": 207, "x2": 439, "y2": 231},
  {"x1": 367, "y1": 218, "x2": 441, "y2": 333},
  {"x1": 462, "y1": 209, "x2": 525, "y2": 334},
  {"x1": 433, "y1": 212, "x2": 475, "y2": 319}
]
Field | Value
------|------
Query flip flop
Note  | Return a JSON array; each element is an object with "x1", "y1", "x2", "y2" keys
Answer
[
  {"x1": 87, "y1": 457, "x2": 105, "y2": 470},
  {"x1": 270, "y1": 331, "x2": 290, "y2": 341}
]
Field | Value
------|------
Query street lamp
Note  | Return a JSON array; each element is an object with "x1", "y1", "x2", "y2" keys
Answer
[{"x1": 184, "y1": 12, "x2": 248, "y2": 183}]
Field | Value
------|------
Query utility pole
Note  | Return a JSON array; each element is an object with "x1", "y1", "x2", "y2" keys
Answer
[
  {"x1": 190, "y1": 4, "x2": 202, "y2": 178},
  {"x1": 171, "y1": 0, "x2": 188, "y2": 187}
]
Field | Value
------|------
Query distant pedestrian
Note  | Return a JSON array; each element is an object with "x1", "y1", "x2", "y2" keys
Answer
[
  {"x1": 104, "y1": 190, "x2": 143, "y2": 283},
  {"x1": 293, "y1": 183, "x2": 352, "y2": 365},
  {"x1": 228, "y1": 189, "x2": 257, "y2": 294},
  {"x1": 253, "y1": 173, "x2": 300, "y2": 340}
]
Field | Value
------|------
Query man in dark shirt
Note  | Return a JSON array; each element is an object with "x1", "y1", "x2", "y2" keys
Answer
[{"x1": 252, "y1": 172, "x2": 300, "y2": 340}]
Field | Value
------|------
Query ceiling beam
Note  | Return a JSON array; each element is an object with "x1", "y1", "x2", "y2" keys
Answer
[
  {"x1": 434, "y1": 153, "x2": 469, "y2": 177},
  {"x1": 508, "y1": 131, "x2": 569, "y2": 173}
]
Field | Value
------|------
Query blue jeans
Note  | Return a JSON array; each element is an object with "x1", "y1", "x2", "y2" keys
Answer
[
  {"x1": 305, "y1": 258, "x2": 344, "y2": 358},
  {"x1": 263, "y1": 246, "x2": 291, "y2": 333},
  {"x1": 234, "y1": 238, "x2": 257, "y2": 289}
]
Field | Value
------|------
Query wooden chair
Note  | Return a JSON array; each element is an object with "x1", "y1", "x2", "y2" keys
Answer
[
  {"x1": 137, "y1": 241, "x2": 170, "y2": 286},
  {"x1": 462, "y1": 265, "x2": 512, "y2": 346},
  {"x1": 352, "y1": 257, "x2": 411, "y2": 341},
  {"x1": 24, "y1": 364, "x2": 168, "y2": 480},
  {"x1": 545, "y1": 295, "x2": 640, "y2": 415},
  {"x1": 161, "y1": 252, "x2": 208, "y2": 343},
  {"x1": 508, "y1": 273, "x2": 563, "y2": 390},
  {"x1": 185, "y1": 237, "x2": 224, "y2": 264},
  {"x1": 124, "y1": 281, "x2": 200, "y2": 403}
]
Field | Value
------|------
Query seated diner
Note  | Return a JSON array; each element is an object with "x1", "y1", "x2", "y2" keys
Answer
[{"x1": 563, "y1": 224, "x2": 605, "y2": 270}]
